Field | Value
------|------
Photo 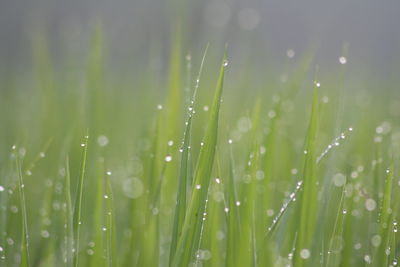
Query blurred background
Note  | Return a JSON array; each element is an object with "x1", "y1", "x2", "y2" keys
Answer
[{"x1": 1, "y1": 0, "x2": 400, "y2": 78}]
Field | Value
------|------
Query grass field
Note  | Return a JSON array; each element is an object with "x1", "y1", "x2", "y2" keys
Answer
[{"x1": 0, "y1": 26, "x2": 400, "y2": 267}]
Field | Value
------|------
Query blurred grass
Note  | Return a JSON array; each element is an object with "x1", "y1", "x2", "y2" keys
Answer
[{"x1": 0, "y1": 24, "x2": 400, "y2": 267}]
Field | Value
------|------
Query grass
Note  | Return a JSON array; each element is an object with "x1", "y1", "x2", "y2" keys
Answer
[{"x1": 0, "y1": 25, "x2": 399, "y2": 267}]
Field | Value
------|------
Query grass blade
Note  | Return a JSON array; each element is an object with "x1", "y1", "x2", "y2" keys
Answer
[
  {"x1": 169, "y1": 43, "x2": 209, "y2": 266},
  {"x1": 73, "y1": 133, "x2": 89, "y2": 267},
  {"x1": 172, "y1": 51, "x2": 227, "y2": 267},
  {"x1": 293, "y1": 78, "x2": 319, "y2": 266},
  {"x1": 16, "y1": 154, "x2": 30, "y2": 267}
]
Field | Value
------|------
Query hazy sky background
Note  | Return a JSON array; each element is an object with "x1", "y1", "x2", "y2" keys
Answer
[{"x1": 1, "y1": 0, "x2": 399, "y2": 75}]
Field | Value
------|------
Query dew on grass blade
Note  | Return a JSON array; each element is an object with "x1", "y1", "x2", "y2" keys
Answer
[
  {"x1": 365, "y1": 198, "x2": 377, "y2": 211},
  {"x1": 165, "y1": 154, "x2": 173, "y2": 162},
  {"x1": 122, "y1": 177, "x2": 144, "y2": 199},
  {"x1": 300, "y1": 249, "x2": 310, "y2": 259}
]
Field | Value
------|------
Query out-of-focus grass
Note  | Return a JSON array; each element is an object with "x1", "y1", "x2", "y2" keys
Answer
[{"x1": 0, "y1": 25, "x2": 400, "y2": 267}]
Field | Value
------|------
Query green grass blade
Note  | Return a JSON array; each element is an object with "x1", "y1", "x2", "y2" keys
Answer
[
  {"x1": 16, "y1": 154, "x2": 30, "y2": 267},
  {"x1": 65, "y1": 157, "x2": 74, "y2": 267},
  {"x1": 373, "y1": 161, "x2": 394, "y2": 266},
  {"x1": 73, "y1": 133, "x2": 89, "y2": 267},
  {"x1": 293, "y1": 78, "x2": 319, "y2": 267},
  {"x1": 169, "y1": 43, "x2": 209, "y2": 266},
  {"x1": 105, "y1": 174, "x2": 117, "y2": 267},
  {"x1": 172, "y1": 52, "x2": 227, "y2": 267}
]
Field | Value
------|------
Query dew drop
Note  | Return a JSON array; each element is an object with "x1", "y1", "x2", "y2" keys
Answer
[
  {"x1": 371, "y1": 234, "x2": 382, "y2": 247},
  {"x1": 300, "y1": 249, "x2": 310, "y2": 259},
  {"x1": 286, "y1": 49, "x2": 295, "y2": 58},
  {"x1": 365, "y1": 198, "x2": 377, "y2": 211},
  {"x1": 165, "y1": 154, "x2": 173, "y2": 162},
  {"x1": 97, "y1": 135, "x2": 109, "y2": 147},
  {"x1": 223, "y1": 60, "x2": 229, "y2": 67},
  {"x1": 339, "y1": 56, "x2": 347, "y2": 65},
  {"x1": 333, "y1": 173, "x2": 346, "y2": 187},
  {"x1": 41, "y1": 230, "x2": 50, "y2": 238}
]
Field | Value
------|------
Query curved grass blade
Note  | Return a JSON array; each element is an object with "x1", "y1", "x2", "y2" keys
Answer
[
  {"x1": 172, "y1": 51, "x2": 227, "y2": 267},
  {"x1": 293, "y1": 79, "x2": 319, "y2": 267},
  {"x1": 169, "y1": 43, "x2": 209, "y2": 266}
]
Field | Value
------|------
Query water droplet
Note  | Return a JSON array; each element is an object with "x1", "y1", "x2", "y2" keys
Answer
[
  {"x1": 167, "y1": 140, "x2": 174, "y2": 146},
  {"x1": 0, "y1": 186, "x2": 4, "y2": 192},
  {"x1": 122, "y1": 177, "x2": 144, "y2": 199},
  {"x1": 215, "y1": 178, "x2": 221, "y2": 184},
  {"x1": 80, "y1": 143, "x2": 85, "y2": 147},
  {"x1": 195, "y1": 184, "x2": 201, "y2": 190},
  {"x1": 106, "y1": 171, "x2": 112, "y2": 176},
  {"x1": 102, "y1": 227, "x2": 107, "y2": 231},
  {"x1": 365, "y1": 198, "x2": 377, "y2": 211},
  {"x1": 165, "y1": 154, "x2": 173, "y2": 162},
  {"x1": 216, "y1": 231, "x2": 225, "y2": 240},
  {"x1": 300, "y1": 249, "x2": 310, "y2": 259},
  {"x1": 223, "y1": 60, "x2": 229, "y2": 67},
  {"x1": 203, "y1": 105, "x2": 209, "y2": 111},
  {"x1": 339, "y1": 56, "x2": 347, "y2": 65},
  {"x1": 267, "y1": 209, "x2": 274, "y2": 217},
  {"x1": 224, "y1": 207, "x2": 229, "y2": 213},
  {"x1": 333, "y1": 173, "x2": 346, "y2": 187},
  {"x1": 235, "y1": 201, "x2": 241, "y2": 206},
  {"x1": 41, "y1": 230, "x2": 50, "y2": 238},
  {"x1": 268, "y1": 110, "x2": 276, "y2": 118},
  {"x1": 157, "y1": 104, "x2": 163, "y2": 110},
  {"x1": 364, "y1": 254, "x2": 371, "y2": 264},
  {"x1": 371, "y1": 235, "x2": 382, "y2": 247},
  {"x1": 256, "y1": 170, "x2": 265, "y2": 180},
  {"x1": 97, "y1": 135, "x2": 109, "y2": 147},
  {"x1": 315, "y1": 82, "x2": 321, "y2": 87},
  {"x1": 286, "y1": 49, "x2": 295, "y2": 58},
  {"x1": 228, "y1": 139, "x2": 233, "y2": 144}
]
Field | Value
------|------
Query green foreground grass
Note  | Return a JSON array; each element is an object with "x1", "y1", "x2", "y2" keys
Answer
[{"x1": 0, "y1": 28, "x2": 400, "y2": 267}]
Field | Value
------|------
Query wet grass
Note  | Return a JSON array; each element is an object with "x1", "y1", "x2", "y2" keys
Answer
[{"x1": 0, "y1": 26, "x2": 400, "y2": 267}]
